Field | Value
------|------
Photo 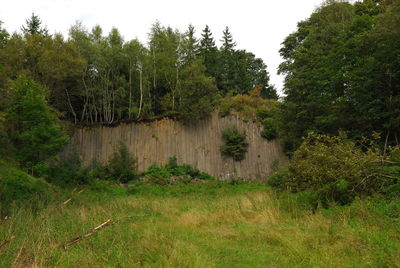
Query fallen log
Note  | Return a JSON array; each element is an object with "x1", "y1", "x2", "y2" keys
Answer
[{"x1": 61, "y1": 214, "x2": 150, "y2": 248}]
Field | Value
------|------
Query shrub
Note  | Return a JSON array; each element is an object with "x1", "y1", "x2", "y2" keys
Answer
[
  {"x1": 275, "y1": 132, "x2": 400, "y2": 206},
  {"x1": 142, "y1": 164, "x2": 171, "y2": 185},
  {"x1": 261, "y1": 118, "x2": 278, "y2": 140},
  {"x1": 220, "y1": 127, "x2": 249, "y2": 161},
  {"x1": 141, "y1": 158, "x2": 216, "y2": 185},
  {"x1": 36, "y1": 152, "x2": 93, "y2": 187},
  {"x1": 0, "y1": 162, "x2": 55, "y2": 217},
  {"x1": 267, "y1": 168, "x2": 289, "y2": 190},
  {"x1": 106, "y1": 142, "x2": 137, "y2": 183}
]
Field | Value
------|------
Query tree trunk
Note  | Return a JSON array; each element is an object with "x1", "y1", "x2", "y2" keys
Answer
[{"x1": 65, "y1": 88, "x2": 77, "y2": 124}]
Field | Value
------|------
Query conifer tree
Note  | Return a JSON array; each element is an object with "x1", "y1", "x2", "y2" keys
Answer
[
  {"x1": 218, "y1": 26, "x2": 237, "y2": 94},
  {"x1": 199, "y1": 25, "x2": 218, "y2": 78},
  {"x1": 21, "y1": 13, "x2": 48, "y2": 36}
]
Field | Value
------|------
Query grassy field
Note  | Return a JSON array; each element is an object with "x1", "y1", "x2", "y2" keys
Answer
[{"x1": 0, "y1": 182, "x2": 399, "y2": 267}]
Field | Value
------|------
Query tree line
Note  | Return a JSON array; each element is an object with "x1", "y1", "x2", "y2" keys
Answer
[
  {"x1": 0, "y1": 15, "x2": 276, "y2": 125},
  {"x1": 279, "y1": 0, "x2": 400, "y2": 152}
]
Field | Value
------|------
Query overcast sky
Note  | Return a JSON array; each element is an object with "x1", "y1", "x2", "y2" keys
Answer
[{"x1": 1, "y1": 0, "x2": 329, "y2": 94}]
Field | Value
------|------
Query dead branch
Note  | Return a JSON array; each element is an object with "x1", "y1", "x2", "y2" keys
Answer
[
  {"x1": 62, "y1": 198, "x2": 72, "y2": 206},
  {"x1": 61, "y1": 214, "x2": 150, "y2": 249},
  {"x1": 61, "y1": 188, "x2": 86, "y2": 207},
  {"x1": 0, "y1": 236, "x2": 14, "y2": 249}
]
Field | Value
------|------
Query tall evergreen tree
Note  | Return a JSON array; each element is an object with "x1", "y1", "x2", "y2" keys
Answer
[
  {"x1": 21, "y1": 13, "x2": 48, "y2": 36},
  {"x1": 218, "y1": 26, "x2": 237, "y2": 94},
  {"x1": 199, "y1": 25, "x2": 218, "y2": 78}
]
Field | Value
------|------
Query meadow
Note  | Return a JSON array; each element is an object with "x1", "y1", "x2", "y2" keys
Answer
[{"x1": 0, "y1": 182, "x2": 399, "y2": 267}]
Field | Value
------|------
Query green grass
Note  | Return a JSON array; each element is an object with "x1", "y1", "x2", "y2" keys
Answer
[{"x1": 0, "y1": 182, "x2": 399, "y2": 267}]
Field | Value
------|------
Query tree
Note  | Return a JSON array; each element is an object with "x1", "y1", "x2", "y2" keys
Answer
[
  {"x1": 21, "y1": 13, "x2": 48, "y2": 36},
  {"x1": 149, "y1": 23, "x2": 181, "y2": 114},
  {"x1": 278, "y1": 1, "x2": 357, "y2": 152},
  {"x1": 217, "y1": 26, "x2": 237, "y2": 94},
  {"x1": 199, "y1": 25, "x2": 218, "y2": 78},
  {"x1": 6, "y1": 76, "x2": 69, "y2": 171},
  {"x1": 177, "y1": 59, "x2": 218, "y2": 121},
  {"x1": 0, "y1": 21, "x2": 9, "y2": 48},
  {"x1": 181, "y1": 24, "x2": 198, "y2": 66},
  {"x1": 279, "y1": 0, "x2": 400, "y2": 153},
  {"x1": 234, "y1": 50, "x2": 277, "y2": 98}
]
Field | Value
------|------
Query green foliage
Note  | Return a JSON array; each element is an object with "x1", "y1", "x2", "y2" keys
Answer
[
  {"x1": 219, "y1": 87, "x2": 281, "y2": 121},
  {"x1": 267, "y1": 168, "x2": 289, "y2": 190},
  {"x1": 260, "y1": 119, "x2": 277, "y2": 140},
  {"x1": 21, "y1": 12, "x2": 48, "y2": 36},
  {"x1": 142, "y1": 164, "x2": 172, "y2": 185},
  {"x1": 177, "y1": 59, "x2": 219, "y2": 122},
  {"x1": 0, "y1": 161, "x2": 55, "y2": 217},
  {"x1": 0, "y1": 18, "x2": 275, "y2": 124},
  {"x1": 271, "y1": 132, "x2": 400, "y2": 207},
  {"x1": 142, "y1": 157, "x2": 215, "y2": 185},
  {"x1": 6, "y1": 77, "x2": 69, "y2": 170},
  {"x1": 220, "y1": 127, "x2": 248, "y2": 161},
  {"x1": 105, "y1": 142, "x2": 137, "y2": 183},
  {"x1": 36, "y1": 152, "x2": 93, "y2": 187},
  {"x1": 279, "y1": 0, "x2": 400, "y2": 152}
]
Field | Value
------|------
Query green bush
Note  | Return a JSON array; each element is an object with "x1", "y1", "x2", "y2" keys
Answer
[
  {"x1": 142, "y1": 164, "x2": 171, "y2": 185},
  {"x1": 220, "y1": 127, "x2": 249, "y2": 161},
  {"x1": 267, "y1": 168, "x2": 289, "y2": 190},
  {"x1": 141, "y1": 158, "x2": 216, "y2": 185},
  {"x1": 36, "y1": 152, "x2": 93, "y2": 187},
  {"x1": 0, "y1": 163, "x2": 56, "y2": 217},
  {"x1": 105, "y1": 142, "x2": 137, "y2": 183},
  {"x1": 261, "y1": 118, "x2": 278, "y2": 140},
  {"x1": 270, "y1": 132, "x2": 399, "y2": 207}
]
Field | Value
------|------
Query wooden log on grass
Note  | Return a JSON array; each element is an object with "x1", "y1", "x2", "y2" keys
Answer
[{"x1": 61, "y1": 214, "x2": 150, "y2": 248}]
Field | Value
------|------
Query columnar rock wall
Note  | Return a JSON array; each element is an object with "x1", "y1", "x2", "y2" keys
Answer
[{"x1": 64, "y1": 112, "x2": 286, "y2": 180}]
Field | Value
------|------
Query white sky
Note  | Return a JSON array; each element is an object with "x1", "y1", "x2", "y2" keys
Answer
[{"x1": 1, "y1": 0, "x2": 328, "y2": 95}]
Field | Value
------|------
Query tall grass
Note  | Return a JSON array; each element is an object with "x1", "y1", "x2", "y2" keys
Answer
[{"x1": 0, "y1": 183, "x2": 399, "y2": 267}]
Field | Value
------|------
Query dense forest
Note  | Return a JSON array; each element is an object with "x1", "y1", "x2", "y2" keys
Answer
[
  {"x1": 279, "y1": 0, "x2": 400, "y2": 152},
  {"x1": 0, "y1": 1, "x2": 399, "y2": 266},
  {"x1": 0, "y1": 17, "x2": 276, "y2": 126}
]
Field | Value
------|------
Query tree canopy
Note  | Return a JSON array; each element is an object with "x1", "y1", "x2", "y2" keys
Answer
[{"x1": 279, "y1": 0, "x2": 400, "y2": 152}]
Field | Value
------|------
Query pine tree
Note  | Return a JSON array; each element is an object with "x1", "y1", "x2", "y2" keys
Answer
[
  {"x1": 218, "y1": 26, "x2": 237, "y2": 94},
  {"x1": 21, "y1": 12, "x2": 48, "y2": 36},
  {"x1": 199, "y1": 25, "x2": 218, "y2": 78},
  {"x1": 221, "y1": 26, "x2": 236, "y2": 51}
]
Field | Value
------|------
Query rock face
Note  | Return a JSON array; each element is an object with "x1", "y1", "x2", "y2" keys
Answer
[{"x1": 64, "y1": 112, "x2": 286, "y2": 180}]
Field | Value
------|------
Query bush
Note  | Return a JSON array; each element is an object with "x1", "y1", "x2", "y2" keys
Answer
[
  {"x1": 267, "y1": 168, "x2": 289, "y2": 190},
  {"x1": 142, "y1": 164, "x2": 171, "y2": 185},
  {"x1": 105, "y1": 142, "x2": 137, "y2": 183},
  {"x1": 220, "y1": 127, "x2": 249, "y2": 161},
  {"x1": 36, "y1": 152, "x2": 93, "y2": 187},
  {"x1": 141, "y1": 157, "x2": 216, "y2": 185},
  {"x1": 271, "y1": 132, "x2": 399, "y2": 207},
  {"x1": 261, "y1": 118, "x2": 278, "y2": 140},
  {"x1": 0, "y1": 162, "x2": 56, "y2": 217}
]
